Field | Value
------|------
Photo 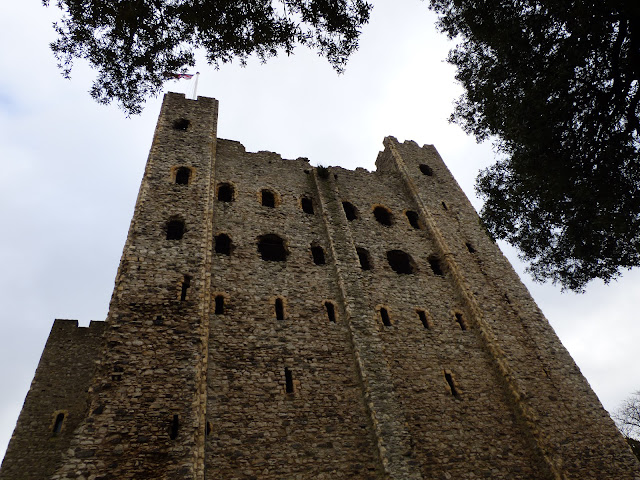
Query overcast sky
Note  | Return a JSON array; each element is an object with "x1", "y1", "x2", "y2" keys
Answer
[{"x1": 1, "y1": 1, "x2": 639, "y2": 460}]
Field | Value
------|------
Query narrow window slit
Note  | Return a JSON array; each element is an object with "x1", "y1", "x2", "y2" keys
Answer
[
  {"x1": 380, "y1": 307, "x2": 391, "y2": 327},
  {"x1": 466, "y1": 242, "x2": 476, "y2": 253},
  {"x1": 284, "y1": 367, "x2": 294, "y2": 394},
  {"x1": 417, "y1": 310, "x2": 430, "y2": 329},
  {"x1": 275, "y1": 298, "x2": 284, "y2": 320},
  {"x1": 205, "y1": 421, "x2": 212, "y2": 436},
  {"x1": 325, "y1": 301, "x2": 336, "y2": 323},
  {"x1": 215, "y1": 295, "x2": 224, "y2": 314},
  {"x1": 444, "y1": 372, "x2": 459, "y2": 397},
  {"x1": 301, "y1": 197, "x2": 314, "y2": 214},
  {"x1": 311, "y1": 245, "x2": 326, "y2": 265},
  {"x1": 53, "y1": 413, "x2": 65, "y2": 434},
  {"x1": 442, "y1": 201, "x2": 448, "y2": 211},
  {"x1": 180, "y1": 275, "x2": 191, "y2": 301},
  {"x1": 169, "y1": 415, "x2": 180, "y2": 439},
  {"x1": 455, "y1": 312, "x2": 467, "y2": 331}
]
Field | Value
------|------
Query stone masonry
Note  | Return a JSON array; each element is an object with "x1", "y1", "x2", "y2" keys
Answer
[{"x1": 1, "y1": 92, "x2": 639, "y2": 479}]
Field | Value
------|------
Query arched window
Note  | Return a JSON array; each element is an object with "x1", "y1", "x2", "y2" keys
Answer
[
  {"x1": 261, "y1": 189, "x2": 276, "y2": 207},
  {"x1": 215, "y1": 295, "x2": 225, "y2": 314},
  {"x1": 311, "y1": 245, "x2": 326, "y2": 265},
  {"x1": 172, "y1": 118, "x2": 190, "y2": 131},
  {"x1": 214, "y1": 234, "x2": 232, "y2": 255},
  {"x1": 166, "y1": 219, "x2": 185, "y2": 240},
  {"x1": 52, "y1": 412, "x2": 65, "y2": 434},
  {"x1": 217, "y1": 183, "x2": 234, "y2": 202},
  {"x1": 419, "y1": 164, "x2": 433, "y2": 176},
  {"x1": 301, "y1": 196, "x2": 314, "y2": 214},
  {"x1": 257, "y1": 234, "x2": 288, "y2": 261},
  {"x1": 175, "y1": 167, "x2": 191, "y2": 185},
  {"x1": 342, "y1": 201, "x2": 358, "y2": 221},
  {"x1": 405, "y1": 210, "x2": 421, "y2": 229},
  {"x1": 373, "y1": 206, "x2": 393, "y2": 226},
  {"x1": 387, "y1": 250, "x2": 416, "y2": 274},
  {"x1": 356, "y1": 247, "x2": 372, "y2": 270}
]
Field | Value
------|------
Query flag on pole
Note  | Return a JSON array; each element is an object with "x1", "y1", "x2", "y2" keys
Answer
[{"x1": 164, "y1": 72, "x2": 194, "y2": 79}]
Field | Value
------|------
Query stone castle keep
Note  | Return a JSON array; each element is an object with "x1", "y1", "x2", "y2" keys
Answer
[{"x1": 2, "y1": 93, "x2": 638, "y2": 479}]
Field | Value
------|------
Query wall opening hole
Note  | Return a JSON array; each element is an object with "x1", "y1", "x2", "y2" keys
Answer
[
  {"x1": 444, "y1": 372, "x2": 459, "y2": 397},
  {"x1": 214, "y1": 234, "x2": 232, "y2": 255},
  {"x1": 455, "y1": 312, "x2": 467, "y2": 331},
  {"x1": 419, "y1": 164, "x2": 433, "y2": 176},
  {"x1": 284, "y1": 367, "x2": 294, "y2": 394},
  {"x1": 275, "y1": 298, "x2": 285, "y2": 320},
  {"x1": 217, "y1": 183, "x2": 234, "y2": 202},
  {"x1": 342, "y1": 201, "x2": 358, "y2": 221},
  {"x1": 387, "y1": 250, "x2": 416, "y2": 274},
  {"x1": 205, "y1": 421, "x2": 212, "y2": 436},
  {"x1": 257, "y1": 234, "x2": 288, "y2": 261},
  {"x1": 180, "y1": 275, "x2": 191, "y2": 301},
  {"x1": 428, "y1": 255, "x2": 444, "y2": 276},
  {"x1": 172, "y1": 118, "x2": 190, "y2": 131},
  {"x1": 356, "y1": 247, "x2": 372, "y2": 270},
  {"x1": 325, "y1": 301, "x2": 336, "y2": 323},
  {"x1": 466, "y1": 242, "x2": 476, "y2": 253},
  {"x1": 301, "y1": 197, "x2": 314, "y2": 214},
  {"x1": 215, "y1": 295, "x2": 225, "y2": 314},
  {"x1": 261, "y1": 189, "x2": 276, "y2": 207},
  {"x1": 169, "y1": 415, "x2": 180, "y2": 439},
  {"x1": 311, "y1": 245, "x2": 326, "y2": 265},
  {"x1": 373, "y1": 206, "x2": 393, "y2": 226},
  {"x1": 53, "y1": 413, "x2": 65, "y2": 434},
  {"x1": 406, "y1": 211, "x2": 421, "y2": 229},
  {"x1": 166, "y1": 219, "x2": 185, "y2": 240},
  {"x1": 442, "y1": 201, "x2": 448, "y2": 211},
  {"x1": 380, "y1": 307, "x2": 391, "y2": 327},
  {"x1": 417, "y1": 310, "x2": 430, "y2": 329},
  {"x1": 175, "y1": 167, "x2": 191, "y2": 185}
]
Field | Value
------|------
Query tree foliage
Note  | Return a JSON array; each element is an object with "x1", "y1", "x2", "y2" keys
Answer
[
  {"x1": 430, "y1": 0, "x2": 640, "y2": 291},
  {"x1": 44, "y1": 0, "x2": 371, "y2": 114},
  {"x1": 614, "y1": 390, "x2": 640, "y2": 450}
]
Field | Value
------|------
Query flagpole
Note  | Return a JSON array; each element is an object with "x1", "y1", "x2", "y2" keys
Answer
[{"x1": 192, "y1": 72, "x2": 200, "y2": 99}]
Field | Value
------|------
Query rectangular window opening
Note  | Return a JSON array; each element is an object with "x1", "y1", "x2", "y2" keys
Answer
[
  {"x1": 215, "y1": 295, "x2": 224, "y2": 314},
  {"x1": 53, "y1": 413, "x2": 65, "y2": 434},
  {"x1": 275, "y1": 298, "x2": 284, "y2": 320},
  {"x1": 170, "y1": 414, "x2": 180, "y2": 439},
  {"x1": 285, "y1": 367, "x2": 294, "y2": 394},
  {"x1": 180, "y1": 275, "x2": 191, "y2": 301}
]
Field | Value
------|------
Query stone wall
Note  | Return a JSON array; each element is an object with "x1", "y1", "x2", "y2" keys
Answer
[{"x1": 0, "y1": 320, "x2": 105, "y2": 480}]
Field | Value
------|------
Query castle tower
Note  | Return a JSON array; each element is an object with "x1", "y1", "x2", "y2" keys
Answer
[{"x1": 1, "y1": 93, "x2": 638, "y2": 479}]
